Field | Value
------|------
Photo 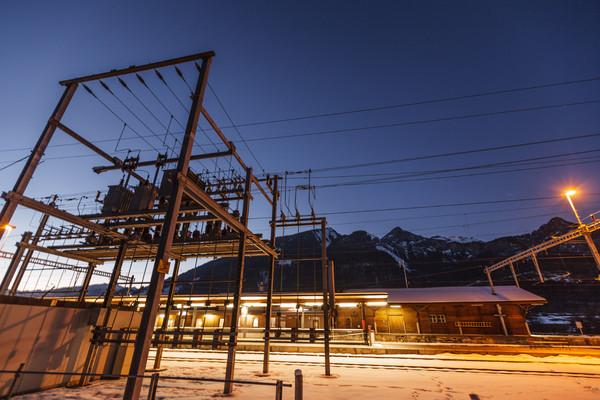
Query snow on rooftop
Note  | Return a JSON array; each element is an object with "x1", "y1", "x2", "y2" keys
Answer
[{"x1": 351, "y1": 286, "x2": 546, "y2": 304}]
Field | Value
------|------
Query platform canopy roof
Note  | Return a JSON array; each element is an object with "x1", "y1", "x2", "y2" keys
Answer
[{"x1": 351, "y1": 286, "x2": 546, "y2": 305}]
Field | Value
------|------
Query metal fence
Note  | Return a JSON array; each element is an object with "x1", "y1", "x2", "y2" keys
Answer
[{"x1": 0, "y1": 363, "x2": 300, "y2": 400}]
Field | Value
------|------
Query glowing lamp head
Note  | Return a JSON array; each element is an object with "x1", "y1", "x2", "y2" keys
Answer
[
  {"x1": 565, "y1": 190, "x2": 576, "y2": 197},
  {"x1": 4, "y1": 224, "x2": 15, "y2": 231}
]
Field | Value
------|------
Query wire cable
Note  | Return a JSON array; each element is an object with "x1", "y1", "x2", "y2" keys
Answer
[
  {"x1": 243, "y1": 99, "x2": 600, "y2": 143},
  {"x1": 220, "y1": 76, "x2": 600, "y2": 128},
  {"x1": 207, "y1": 83, "x2": 266, "y2": 174}
]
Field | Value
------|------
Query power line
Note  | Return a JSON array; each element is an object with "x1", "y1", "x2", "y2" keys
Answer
[
  {"x1": 273, "y1": 131, "x2": 600, "y2": 175},
  {"x1": 207, "y1": 82, "x2": 266, "y2": 174},
  {"x1": 308, "y1": 151, "x2": 600, "y2": 183},
  {"x1": 243, "y1": 98, "x2": 600, "y2": 143},
  {"x1": 316, "y1": 151, "x2": 600, "y2": 189},
  {"x1": 219, "y1": 76, "x2": 600, "y2": 128},
  {"x1": 280, "y1": 193, "x2": 600, "y2": 217},
  {"x1": 82, "y1": 83, "x2": 159, "y2": 152}
]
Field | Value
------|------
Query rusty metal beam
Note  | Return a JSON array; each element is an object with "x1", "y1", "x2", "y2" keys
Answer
[
  {"x1": 50, "y1": 119, "x2": 146, "y2": 182},
  {"x1": 224, "y1": 167, "x2": 252, "y2": 394},
  {"x1": 198, "y1": 107, "x2": 273, "y2": 206},
  {"x1": 0, "y1": 232, "x2": 32, "y2": 295},
  {"x1": 321, "y1": 219, "x2": 331, "y2": 376},
  {"x1": 19, "y1": 242, "x2": 101, "y2": 265},
  {"x1": 1, "y1": 192, "x2": 128, "y2": 240},
  {"x1": 59, "y1": 51, "x2": 216, "y2": 86},
  {"x1": 92, "y1": 149, "x2": 234, "y2": 173},
  {"x1": 101, "y1": 214, "x2": 220, "y2": 229},
  {"x1": 182, "y1": 176, "x2": 276, "y2": 257},
  {"x1": 0, "y1": 84, "x2": 78, "y2": 241},
  {"x1": 80, "y1": 205, "x2": 209, "y2": 221},
  {"x1": 77, "y1": 263, "x2": 96, "y2": 302},
  {"x1": 103, "y1": 240, "x2": 129, "y2": 307},
  {"x1": 124, "y1": 54, "x2": 213, "y2": 400},
  {"x1": 262, "y1": 175, "x2": 279, "y2": 373}
]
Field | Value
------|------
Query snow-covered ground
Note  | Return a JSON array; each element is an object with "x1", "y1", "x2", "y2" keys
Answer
[{"x1": 14, "y1": 348, "x2": 600, "y2": 399}]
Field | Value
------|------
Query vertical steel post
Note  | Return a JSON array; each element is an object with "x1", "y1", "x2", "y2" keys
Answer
[
  {"x1": 103, "y1": 240, "x2": 129, "y2": 308},
  {"x1": 224, "y1": 167, "x2": 252, "y2": 394},
  {"x1": 263, "y1": 176, "x2": 279, "y2": 374},
  {"x1": 530, "y1": 253, "x2": 544, "y2": 282},
  {"x1": 153, "y1": 259, "x2": 181, "y2": 369},
  {"x1": 509, "y1": 262, "x2": 519, "y2": 287},
  {"x1": 147, "y1": 373, "x2": 159, "y2": 400},
  {"x1": 320, "y1": 220, "x2": 331, "y2": 376},
  {"x1": 294, "y1": 369, "x2": 303, "y2": 400},
  {"x1": 123, "y1": 55, "x2": 212, "y2": 400},
  {"x1": 0, "y1": 231, "x2": 32, "y2": 295},
  {"x1": 361, "y1": 301, "x2": 368, "y2": 344},
  {"x1": 486, "y1": 271, "x2": 497, "y2": 295},
  {"x1": 582, "y1": 229, "x2": 600, "y2": 271},
  {"x1": 10, "y1": 203, "x2": 54, "y2": 295},
  {"x1": 327, "y1": 260, "x2": 336, "y2": 328},
  {"x1": 495, "y1": 304, "x2": 508, "y2": 335},
  {"x1": 77, "y1": 262, "x2": 96, "y2": 302},
  {"x1": 0, "y1": 84, "x2": 78, "y2": 240}
]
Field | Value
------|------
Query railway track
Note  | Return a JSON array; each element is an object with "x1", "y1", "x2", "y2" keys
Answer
[{"x1": 153, "y1": 352, "x2": 600, "y2": 379}]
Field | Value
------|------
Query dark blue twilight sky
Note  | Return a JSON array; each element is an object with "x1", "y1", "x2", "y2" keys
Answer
[{"x1": 1, "y1": 1, "x2": 600, "y2": 243}]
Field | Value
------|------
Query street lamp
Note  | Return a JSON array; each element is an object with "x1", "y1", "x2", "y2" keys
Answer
[
  {"x1": 565, "y1": 190, "x2": 583, "y2": 226},
  {"x1": 0, "y1": 224, "x2": 15, "y2": 252}
]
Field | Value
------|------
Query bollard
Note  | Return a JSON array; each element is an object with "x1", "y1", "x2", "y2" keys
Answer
[
  {"x1": 294, "y1": 369, "x2": 303, "y2": 400},
  {"x1": 147, "y1": 372, "x2": 159, "y2": 400},
  {"x1": 275, "y1": 380, "x2": 283, "y2": 400},
  {"x1": 6, "y1": 363, "x2": 25, "y2": 399}
]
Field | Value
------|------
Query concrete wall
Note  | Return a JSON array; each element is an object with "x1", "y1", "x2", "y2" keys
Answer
[{"x1": 0, "y1": 301, "x2": 141, "y2": 397}]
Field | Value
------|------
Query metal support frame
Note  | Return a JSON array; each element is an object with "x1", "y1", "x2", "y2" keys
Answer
[
  {"x1": 0, "y1": 232, "x2": 32, "y2": 295},
  {"x1": 123, "y1": 55, "x2": 212, "y2": 400},
  {"x1": 224, "y1": 167, "x2": 252, "y2": 394},
  {"x1": 262, "y1": 176, "x2": 279, "y2": 374},
  {"x1": 484, "y1": 219, "x2": 600, "y2": 275},
  {"x1": 0, "y1": 84, "x2": 78, "y2": 241},
  {"x1": 0, "y1": 52, "x2": 283, "y2": 400}
]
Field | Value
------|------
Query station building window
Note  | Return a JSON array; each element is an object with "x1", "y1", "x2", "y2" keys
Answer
[{"x1": 428, "y1": 314, "x2": 446, "y2": 323}]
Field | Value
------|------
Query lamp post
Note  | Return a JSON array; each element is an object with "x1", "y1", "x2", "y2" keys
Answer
[{"x1": 565, "y1": 190, "x2": 583, "y2": 225}]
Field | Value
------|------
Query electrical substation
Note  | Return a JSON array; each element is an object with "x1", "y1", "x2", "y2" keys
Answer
[{"x1": 0, "y1": 51, "x2": 336, "y2": 399}]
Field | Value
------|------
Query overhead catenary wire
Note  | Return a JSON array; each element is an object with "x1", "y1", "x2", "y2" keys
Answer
[
  {"x1": 314, "y1": 151, "x2": 600, "y2": 189},
  {"x1": 240, "y1": 98, "x2": 600, "y2": 143},
  {"x1": 81, "y1": 83, "x2": 160, "y2": 152},
  {"x1": 207, "y1": 82, "x2": 266, "y2": 174},
  {"x1": 217, "y1": 75, "x2": 600, "y2": 128}
]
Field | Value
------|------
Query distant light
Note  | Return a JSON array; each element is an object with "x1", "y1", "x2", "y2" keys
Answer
[
  {"x1": 338, "y1": 302, "x2": 357, "y2": 308},
  {"x1": 241, "y1": 306, "x2": 248, "y2": 316},
  {"x1": 390, "y1": 305, "x2": 402, "y2": 308},
  {"x1": 565, "y1": 190, "x2": 576, "y2": 197},
  {"x1": 366, "y1": 301, "x2": 387, "y2": 307}
]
